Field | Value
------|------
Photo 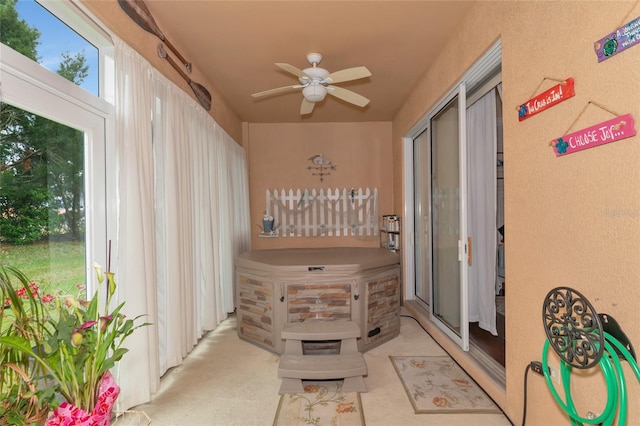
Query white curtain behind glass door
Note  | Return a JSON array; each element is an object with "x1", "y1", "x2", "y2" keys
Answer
[{"x1": 466, "y1": 90, "x2": 497, "y2": 335}]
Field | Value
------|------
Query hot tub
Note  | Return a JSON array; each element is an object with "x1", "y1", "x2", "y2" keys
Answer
[{"x1": 235, "y1": 247, "x2": 401, "y2": 354}]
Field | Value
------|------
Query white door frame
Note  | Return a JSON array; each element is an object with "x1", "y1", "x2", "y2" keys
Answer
[
  {"x1": 402, "y1": 40, "x2": 502, "y2": 352},
  {"x1": 1, "y1": 44, "x2": 114, "y2": 291}
]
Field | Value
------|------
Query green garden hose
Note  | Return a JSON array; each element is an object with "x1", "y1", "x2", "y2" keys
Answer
[{"x1": 541, "y1": 287, "x2": 640, "y2": 426}]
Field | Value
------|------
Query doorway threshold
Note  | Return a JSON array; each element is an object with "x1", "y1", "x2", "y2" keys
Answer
[
  {"x1": 469, "y1": 340, "x2": 505, "y2": 387},
  {"x1": 402, "y1": 301, "x2": 506, "y2": 407}
]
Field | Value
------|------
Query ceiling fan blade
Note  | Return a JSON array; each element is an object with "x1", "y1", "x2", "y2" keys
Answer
[
  {"x1": 252, "y1": 85, "x2": 299, "y2": 98},
  {"x1": 275, "y1": 63, "x2": 311, "y2": 80},
  {"x1": 300, "y1": 98, "x2": 315, "y2": 115},
  {"x1": 327, "y1": 86, "x2": 370, "y2": 107},
  {"x1": 325, "y1": 66, "x2": 371, "y2": 84}
]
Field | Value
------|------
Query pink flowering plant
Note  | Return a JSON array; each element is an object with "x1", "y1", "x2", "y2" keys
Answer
[
  {"x1": 0, "y1": 262, "x2": 149, "y2": 423},
  {"x1": 0, "y1": 265, "x2": 52, "y2": 424}
]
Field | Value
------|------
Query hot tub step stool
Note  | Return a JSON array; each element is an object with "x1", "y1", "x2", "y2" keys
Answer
[{"x1": 278, "y1": 320, "x2": 368, "y2": 393}]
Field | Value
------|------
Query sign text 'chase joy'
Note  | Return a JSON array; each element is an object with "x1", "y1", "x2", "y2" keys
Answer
[{"x1": 551, "y1": 114, "x2": 636, "y2": 157}]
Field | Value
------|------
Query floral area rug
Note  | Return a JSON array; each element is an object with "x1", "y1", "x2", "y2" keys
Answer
[
  {"x1": 273, "y1": 380, "x2": 365, "y2": 426},
  {"x1": 390, "y1": 356, "x2": 501, "y2": 414}
]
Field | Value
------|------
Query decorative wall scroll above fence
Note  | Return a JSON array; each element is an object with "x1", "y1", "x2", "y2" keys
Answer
[{"x1": 265, "y1": 188, "x2": 379, "y2": 237}]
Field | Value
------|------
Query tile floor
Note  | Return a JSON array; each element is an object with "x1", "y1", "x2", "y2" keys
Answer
[{"x1": 114, "y1": 312, "x2": 513, "y2": 426}]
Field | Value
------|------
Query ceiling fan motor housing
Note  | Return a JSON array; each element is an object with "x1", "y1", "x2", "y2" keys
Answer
[{"x1": 300, "y1": 67, "x2": 330, "y2": 102}]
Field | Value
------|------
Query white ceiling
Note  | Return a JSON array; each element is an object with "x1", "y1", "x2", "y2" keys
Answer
[{"x1": 142, "y1": 1, "x2": 474, "y2": 123}]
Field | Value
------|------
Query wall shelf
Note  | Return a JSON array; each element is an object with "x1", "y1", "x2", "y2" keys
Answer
[
  {"x1": 258, "y1": 232, "x2": 279, "y2": 238},
  {"x1": 380, "y1": 215, "x2": 400, "y2": 252}
]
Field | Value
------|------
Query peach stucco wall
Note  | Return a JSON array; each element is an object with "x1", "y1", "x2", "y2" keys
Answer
[
  {"x1": 246, "y1": 122, "x2": 393, "y2": 250},
  {"x1": 393, "y1": 1, "x2": 640, "y2": 424}
]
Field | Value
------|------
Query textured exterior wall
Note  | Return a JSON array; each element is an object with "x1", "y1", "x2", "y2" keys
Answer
[
  {"x1": 393, "y1": 1, "x2": 640, "y2": 424},
  {"x1": 287, "y1": 283, "x2": 352, "y2": 322},
  {"x1": 236, "y1": 250, "x2": 400, "y2": 355},
  {"x1": 364, "y1": 271, "x2": 400, "y2": 348},
  {"x1": 237, "y1": 275, "x2": 274, "y2": 350}
]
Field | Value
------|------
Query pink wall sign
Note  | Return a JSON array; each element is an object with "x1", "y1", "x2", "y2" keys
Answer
[{"x1": 551, "y1": 114, "x2": 636, "y2": 157}]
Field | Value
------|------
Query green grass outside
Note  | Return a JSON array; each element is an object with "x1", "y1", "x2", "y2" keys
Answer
[{"x1": 0, "y1": 241, "x2": 85, "y2": 295}]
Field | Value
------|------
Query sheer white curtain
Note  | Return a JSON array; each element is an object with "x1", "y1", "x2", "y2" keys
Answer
[
  {"x1": 466, "y1": 90, "x2": 498, "y2": 335},
  {"x1": 113, "y1": 37, "x2": 160, "y2": 410},
  {"x1": 113, "y1": 37, "x2": 251, "y2": 409},
  {"x1": 213, "y1": 128, "x2": 251, "y2": 312},
  {"x1": 154, "y1": 79, "x2": 199, "y2": 368},
  {"x1": 229, "y1": 141, "x2": 252, "y2": 302}
]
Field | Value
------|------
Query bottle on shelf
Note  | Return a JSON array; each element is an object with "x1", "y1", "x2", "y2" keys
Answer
[
  {"x1": 263, "y1": 211, "x2": 274, "y2": 234},
  {"x1": 380, "y1": 215, "x2": 400, "y2": 252}
]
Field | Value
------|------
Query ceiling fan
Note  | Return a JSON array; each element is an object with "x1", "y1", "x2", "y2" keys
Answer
[{"x1": 251, "y1": 53, "x2": 372, "y2": 115}]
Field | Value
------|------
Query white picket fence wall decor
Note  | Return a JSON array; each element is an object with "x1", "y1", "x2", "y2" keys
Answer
[{"x1": 265, "y1": 188, "x2": 379, "y2": 237}]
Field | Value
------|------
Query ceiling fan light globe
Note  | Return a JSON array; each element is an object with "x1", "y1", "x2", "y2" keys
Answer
[{"x1": 302, "y1": 85, "x2": 327, "y2": 102}]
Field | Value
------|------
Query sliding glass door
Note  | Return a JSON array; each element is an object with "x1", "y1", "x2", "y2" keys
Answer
[
  {"x1": 414, "y1": 84, "x2": 469, "y2": 351},
  {"x1": 408, "y1": 41, "x2": 501, "y2": 355},
  {"x1": 413, "y1": 130, "x2": 431, "y2": 307},
  {"x1": 432, "y1": 84, "x2": 469, "y2": 350}
]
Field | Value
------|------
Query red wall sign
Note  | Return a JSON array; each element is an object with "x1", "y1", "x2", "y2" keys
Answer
[
  {"x1": 518, "y1": 78, "x2": 575, "y2": 122},
  {"x1": 551, "y1": 113, "x2": 636, "y2": 157}
]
